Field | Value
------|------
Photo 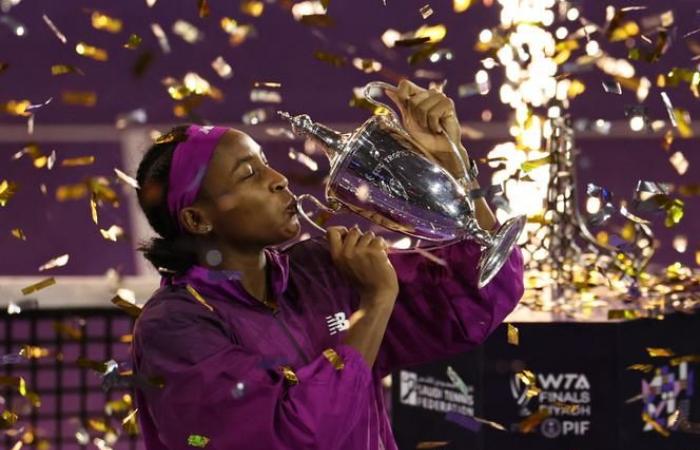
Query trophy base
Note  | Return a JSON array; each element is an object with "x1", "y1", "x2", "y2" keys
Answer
[{"x1": 477, "y1": 215, "x2": 526, "y2": 289}]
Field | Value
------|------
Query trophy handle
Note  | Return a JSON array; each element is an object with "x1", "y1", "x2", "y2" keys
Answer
[
  {"x1": 362, "y1": 81, "x2": 401, "y2": 122},
  {"x1": 296, "y1": 194, "x2": 342, "y2": 234}
]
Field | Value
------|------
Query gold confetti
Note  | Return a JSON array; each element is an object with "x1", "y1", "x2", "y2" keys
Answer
[
  {"x1": 124, "y1": 34, "x2": 142, "y2": 49},
  {"x1": 51, "y1": 64, "x2": 84, "y2": 76},
  {"x1": 352, "y1": 58, "x2": 382, "y2": 73},
  {"x1": 453, "y1": 0, "x2": 475, "y2": 13},
  {"x1": 0, "y1": 180, "x2": 18, "y2": 206},
  {"x1": 54, "y1": 321, "x2": 83, "y2": 340},
  {"x1": 299, "y1": 14, "x2": 335, "y2": 28},
  {"x1": 186, "y1": 285, "x2": 214, "y2": 312},
  {"x1": 0, "y1": 410, "x2": 19, "y2": 429},
  {"x1": 322, "y1": 348, "x2": 345, "y2": 370},
  {"x1": 19, "y1": 345, "x2": 50, "y2": 359},
  {"x1": 627, "y1": 363, "x2": 654, "y2": 372},
  {"x1": 672, "y1": 235, "x2": 688, "y2": 253},
  {"x1": 198, "y1": 0, "x2": 210, "y2": 18},
  {"x1": 518, "y1": 408, "x2": 549, "y2": 433},
  {"x1": 313, "y1": 50, "x2": 346, "y2": 67},
  {"x1": 515, "y1": 369, "x2": 541, "y2": 398},
  {"x1": 419, "y1": 4, "x2": 434, "y2": 19},
  {"x1": 668, "y1": 151, "x2": 689, "y2": 176},
  {"x1": 211, "y1": 56, "x2": 233, "y2": 79},
  {"x1": 241, "y1": 0, "x2": 264, "y2": 17},
  {"x1": 0, "y1": 376, "x2": 26, "y2": 396},
  {"x1": 250, "y1": 89, "x2": 282, "y2": 103},
  {"x1": 507, "y1": 323, "x2": 519, "y2": 345},
  {"x1": 394, "y1": 36, "x2": 431, "y2": 47},
  {"x1": 664, "y1": 198, "x2": 684, "y2": 227},
  {"x1": 188, "y1": 434, "x2": 210, "y2": 448},
  {"x1": 288, "y1": 148, "x2": 318, "y2": 171},
  {"x1": 56, "y1": 182, "x2": 87, "y2": 201},
  {"x1": 642, "y1": 412, "x2": 670, "y2": 437},
  {"x1": 110, "y1": 295, "x2": 142, "y2": 317},
  {"x1": 61, "y1": 156, "x2": 95, "y2": 167},
  {"x1": 75, "y1": 42, "x2": 108, "y2": 61},
  {"x1": 61, "y1": 91, "x2": 97, "y2": 107},
  {"x1": 100, "y1": 225, "x2": 125, "y2": 242},
  {"x1": 2, "y1": 99, "x2": 31, "y2": 116},
  {"x1": 42, "y1": 14, "x2": 67, "y2": 44},
  {"x1": 280, "y1": 366, "x2": 299, "y2": 385},
  {"x1": 670, "y1": 355, "x2": 700, "y2": 366},
  {"x1": 114, "y1": 168, "x2": 139, "y2": 189},
  {"x1": 90, "y1": 193, "x2": 98, "y2": 224},
  {"x1": 91, "y1": 11, "x2": 122, "y2": 33},
  {"x1": 122, "y1": 408, "x2": 139, "y2": 435},
  {"x1": 11, "y1": 228, "x2": 26, "y2": 240},
  {"x1": 253, "y1": 81, "x2": 281, "y2": 88},
  {"x1": 416, "y1": 442, "x2": 450, "y2": 449},
  {"x1": 38, "y1": 254, "x2": 69, "y2": 271},
  {"x1": 151, "y1": 23, "x2": 171, "y2": 53},
  {"x1": 21, "y1": 277, "x2": 56, "y2": 295},
  {"x1": 521, "y1": 155, "x2": 552, "y2": 172},
  {"x1": 173, "y1": 20, "x2": 203, "y2": 44},
  {"x1": 647, "y1": 347, "x2": 674, "y2": 357},
  {"x1": 88, "y1": 417, "x2": 117, "y2": 434}
]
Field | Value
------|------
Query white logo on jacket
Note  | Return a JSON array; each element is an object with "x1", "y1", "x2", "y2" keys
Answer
[{"x1": 326, "y1": 312, "x2": 349, "y2": 335}]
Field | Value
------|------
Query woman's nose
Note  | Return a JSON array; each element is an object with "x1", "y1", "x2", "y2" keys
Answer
[{"x1": 270, "y1": 169, "x2": 289, "y2": 191}]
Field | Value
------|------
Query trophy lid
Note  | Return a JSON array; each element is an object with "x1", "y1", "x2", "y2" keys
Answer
[{"x1": 278, "y1": 111, "x2": 346, "y2": 160}]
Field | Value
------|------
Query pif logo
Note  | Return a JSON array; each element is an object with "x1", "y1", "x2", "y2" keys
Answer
[{"x1": 510, "y1": 371, "x2": 592, "y2": 438}]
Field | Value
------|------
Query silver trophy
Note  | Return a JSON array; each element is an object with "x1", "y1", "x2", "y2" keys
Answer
[{"x1": 279, "y1": 81, "x2": 525, "y2": 288}]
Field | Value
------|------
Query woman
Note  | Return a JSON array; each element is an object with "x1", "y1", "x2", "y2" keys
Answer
[{"x1": 131, "y1": 80, "x2": 524, "y2": 450}]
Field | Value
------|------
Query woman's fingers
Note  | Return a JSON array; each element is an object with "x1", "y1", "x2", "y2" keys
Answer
[
  {"x1": 357, "y1": 231, "x2": 376, "y2": 248},
  {"x1": 327, "y1": 226, "x2": 348, "y2": 261},
  {"x1": 427, "y1": 98, "x2": 455, "y2": 136},
  {"x1": 341, "y1": 226, "x2": 363, "y2": 258},
  {"x1": 415, "y1": 94, "x2": 445, "y2": 132}
]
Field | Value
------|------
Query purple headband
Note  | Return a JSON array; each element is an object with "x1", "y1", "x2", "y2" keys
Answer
[{"x1": 167, "y1": 125, "x2": 229, "y2": 231}]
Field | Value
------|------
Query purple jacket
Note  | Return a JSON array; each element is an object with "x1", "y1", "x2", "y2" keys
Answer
[{"x1": 132, "y1": 237, "x2": 524, "y2": 450}]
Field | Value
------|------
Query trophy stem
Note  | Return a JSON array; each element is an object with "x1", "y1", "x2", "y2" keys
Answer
[
  {"x1": 464, "y1": 219, "x2": 494, "y2": 248},
  {"x1": 475, "y1": 215, "x2": 526, "y2": 289}
]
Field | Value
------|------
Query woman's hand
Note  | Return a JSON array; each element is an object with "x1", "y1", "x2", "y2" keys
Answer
[
  {"x1": 327, "y1": 225, "x2": 399, "y2": 303},
  {"x1": 385, "y1": 79, "x2": 470, "y2": 178}
]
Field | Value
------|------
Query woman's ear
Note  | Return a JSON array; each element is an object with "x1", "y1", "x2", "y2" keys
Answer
[{"x1": 180, "y1": 206, "x2": 213, "y2": 235}]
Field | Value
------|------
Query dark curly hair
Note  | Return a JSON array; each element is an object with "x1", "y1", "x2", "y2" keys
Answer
[{"x1": 136, "y1": 125, "x2": 201, "y2": 274}]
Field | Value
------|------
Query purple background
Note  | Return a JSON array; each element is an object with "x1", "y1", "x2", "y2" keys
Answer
[{"x1": 1, "y1": 0, "x2": 699, "y2": 274}]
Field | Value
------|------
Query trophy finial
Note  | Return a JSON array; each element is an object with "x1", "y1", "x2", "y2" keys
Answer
[
  {"x1": 277, "y1": 111, "x2": 345, "y2": 158},
  {"x1": 277, "y1": 111, "x2": 315, "y2": 137}
]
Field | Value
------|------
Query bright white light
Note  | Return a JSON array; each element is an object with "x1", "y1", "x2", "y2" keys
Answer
[
  {"x1": 381, "y1": 29, "x2": 401, "y2": 48},
  {"x1": 475, "y1": 70, "x2": 489, "y2": 84},
  {"x1": 585, "y1": 40, "x2": 600, "y2": 56},
  {"x1": 586, "y1": 197, "x2": 601, "y2": 214},
  {"x1": 482, "y1": 57, "x2": 497, "y2": 69},
  {"x1": 542, "y1": 10, "x2": 554, "y2": 26},
  {"x1": 566, "y1": 7, "x2": 580, "y2": 21},
  {"x1": 555, "y1": 26, "x2": 568, "y2": 40},
  {"x1": 629, "y1": 116, "x2": 645, "y2": 131},
  {"x1": 479, "y1": 29, "x2": 493, "y2": 43},
  {"x1": 673, "y1": 235, "x2": 688, "y2": 253}
]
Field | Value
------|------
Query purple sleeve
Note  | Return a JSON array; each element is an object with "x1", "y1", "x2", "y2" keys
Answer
[
  {"x1": 374, "y1": 239, "x2": 524, "y2": 377},
  {"x1": 133, "y1": 299, "x2": 372, "y2": 450}
]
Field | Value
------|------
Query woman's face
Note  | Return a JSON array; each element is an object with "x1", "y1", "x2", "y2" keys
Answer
[{"x1": 195, "y1": 129, "x2": 301, "y2": 249}]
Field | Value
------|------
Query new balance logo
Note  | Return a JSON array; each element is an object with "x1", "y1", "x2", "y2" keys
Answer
[{"x1": 326, "y1": 312, "x2": 349, "y2": 335}]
